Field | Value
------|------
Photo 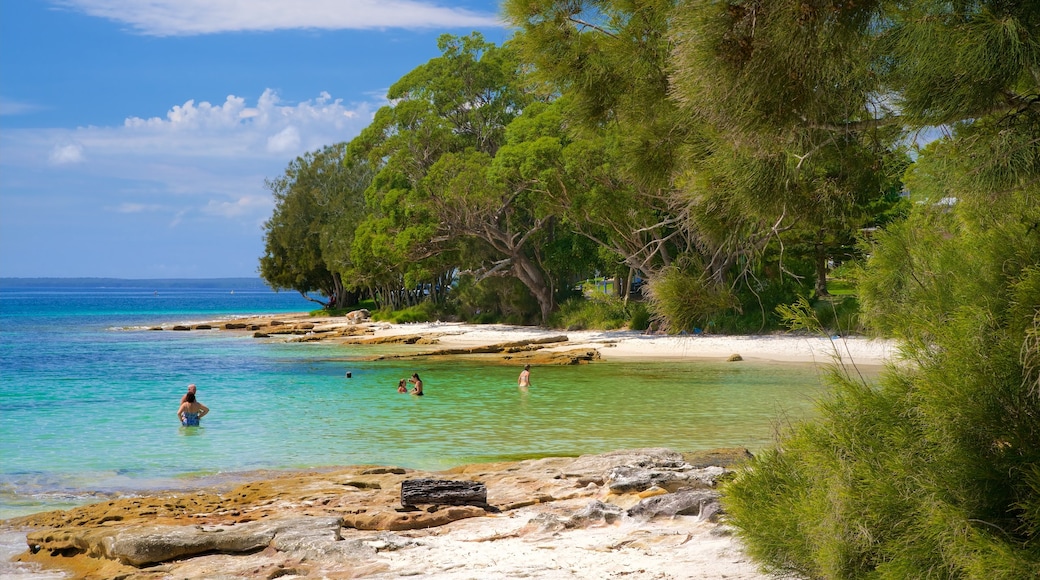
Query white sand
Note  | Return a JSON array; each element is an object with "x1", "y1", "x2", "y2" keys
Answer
[{"x1": 363, "y1": 321, "x2": 897, "y2": 366}]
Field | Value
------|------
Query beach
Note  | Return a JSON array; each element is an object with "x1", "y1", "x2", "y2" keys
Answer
[
  {"x1": 3, "y1": 316, "x2": 896, "y2": 579},
  {"x1": 211, "y1": 312, "x2": 896, "y2": 366}
]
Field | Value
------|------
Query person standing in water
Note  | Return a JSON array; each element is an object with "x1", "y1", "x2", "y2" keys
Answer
[
  {"x1": 408, "y1": 373, "x2": 424, "y2": 396},
  {"x1": 180, "y1": 383, "x2": 197, "y2": 404},
  {"x1": 518, "y1": 364, "x2": 531, "y2": 389},
  {"x1": 178, "y1": 392, "x2": 209, "y2": 426},
  {"x1": 397, "y1": 378, "x2": 408, "y2": 393}
]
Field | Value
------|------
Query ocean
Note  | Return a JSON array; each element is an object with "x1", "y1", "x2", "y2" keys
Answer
[{"x1": 0, "y1": 281, "x2": 829, "y2": 523}]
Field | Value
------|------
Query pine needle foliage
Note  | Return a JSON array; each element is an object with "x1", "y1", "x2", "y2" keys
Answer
[{"x1": 719, "y1": 1, "x2": 1040, "y2": 576}]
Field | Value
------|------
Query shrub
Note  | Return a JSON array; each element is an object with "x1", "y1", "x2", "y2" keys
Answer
[
  {"x1": 724, "y1": 198, "x2": 1040, "y2": 577},
  {"x1": 644, "y1": 267, "x2": 737, "y2": 333},
  {"x1": 550, "y1": 295, "x2": 641, "y2": 330}
]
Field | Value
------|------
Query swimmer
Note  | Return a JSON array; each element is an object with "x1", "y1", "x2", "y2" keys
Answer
[
  {"x1": 408, "y1": 373, "x2": 424, "y2": 396},
  {"x1": 177, "y1": 392, "x2": 209, "y2": 427},
  {"x1": 518, "y1": 364, "x2": 531, "y2": 388}
]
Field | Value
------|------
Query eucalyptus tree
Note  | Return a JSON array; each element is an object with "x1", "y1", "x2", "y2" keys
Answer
[
  {"x1": 502, "y1": 0, "x2": 696, "y2": 286},
  {"x1": 259, "y1": 143, "x2": 371, "y2": 308},
  {"x1": 354, "y1": 33, "x2": 570, "y2": 321}
]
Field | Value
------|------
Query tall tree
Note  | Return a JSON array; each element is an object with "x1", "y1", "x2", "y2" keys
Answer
[
  {"x1": 717, "y1": 1, "x2": 1040, "y2": 576},
  {"x1": 669, "y1": 0, "x2": 903, "y2": 298},
  {"x1": 260, "y1": 143, "x2": 371, "y2": 307},
  {"x1": 354, "y1": 33, "x2": 569, "y2": 321},
  {"x1": 503, "y1": 0, "x2": 695, "y2": 282}
]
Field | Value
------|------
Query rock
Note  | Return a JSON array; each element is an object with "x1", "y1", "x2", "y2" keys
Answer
[
  {"x1": 681, "y1": 448, "x2": 753, "y2": 469},
  {"x1": 361, "y1": 467, "x2": 407, "y2": 475},
  {"x1": 345, "y1": 309, "x2": 371, "y2": 324},
  {"x1": 626, "y1": 490, "x2": 721, "y2": 521},
  {"x1": 606, "y1": 465, "x2": 727, "y2": 493},
  {"x1": 343, "y1": 505, "x2": 486, "y2": 531},
  {"x1": 11, "y1": 448, "x2": 747, "y2": 578},
  {"x1": 728, "y1": 353, "x2": 743, "y2": 361},
  {"x1": 566, "y1": 500, "x2": 624, "y2": 527},
  {"x1": 401, "y1": 479, "x2": 487, "y2": 507},
  {"x1": 171, "y1": 325, "x2": 191, "y2": 331}
]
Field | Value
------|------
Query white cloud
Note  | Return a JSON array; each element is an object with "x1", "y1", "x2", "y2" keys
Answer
[
  {"x1": 99, "y1": 89, "x2": 372, "y2": 159},
  {"x1": 1, "y1": 89, "x2": 376, "y2": 231},
  {"x1": 0, "y1": 97, "x2": 45, "y2": 116},
  {"x1": 49, "y1": 143, "x2": 85, "y2": 164},
  {"x1": 53, "y1": 0, "x2": 503, "y2": 36},
  {"x1": 114, "y1": 202, "x2": 169, "y2": 213},
  {"x1": 202, "y1": 195, "x2": 272, "y2": 218},
  {"x1": 267, "y1": 126, "x2": 301, "y2": 154}
]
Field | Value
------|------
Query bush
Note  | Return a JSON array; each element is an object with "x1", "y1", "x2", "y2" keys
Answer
[
  {"x1": 550, "y1": 295, "x2": 648, "y2": 330},
  {"x1": 724, "y1": 198, "x2": 1040, "y2": 577},
  {"x1": 644, "y1": 267, "x2": 737, "y2": 333}
]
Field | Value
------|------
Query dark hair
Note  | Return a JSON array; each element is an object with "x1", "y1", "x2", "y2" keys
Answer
[
  {"x1": 412, "y1": 373, "x2": 421, "y2": 380},
  {"x1": 186, "y1": 392, "x2": 196, "y2": 403}
]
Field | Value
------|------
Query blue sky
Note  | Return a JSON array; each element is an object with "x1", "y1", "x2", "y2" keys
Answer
[{"x1": 0, "y1": 0, "x2": 507, "y2": 278}]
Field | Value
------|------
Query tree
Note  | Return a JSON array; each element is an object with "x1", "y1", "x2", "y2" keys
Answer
[
  {"x1": 717, "y1": 1, "x2": 1040, "y2": 576},
  {"x1": 669, "y1": 0, "x2": 905, "y2": 300},
  {"x1": 259, "y1": 143, "x2": 371, "y2": 308},
  {"x1": 354, "y1": 33, "x2": 571, "y2": 321},
  {"x1": 503, "y1": 0, "x2": 695, "y2": 283}
]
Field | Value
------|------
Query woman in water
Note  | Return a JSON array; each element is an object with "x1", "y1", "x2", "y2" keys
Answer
[
  {"x1": 397, "y1": 378, "x2": 408, "y2": 393},
  {"x1": 408, "y1": 373, "x2": 424, "y2": 396},
  {"x1": 177, "y1": 392, "x2": 210, "y2": 426}
]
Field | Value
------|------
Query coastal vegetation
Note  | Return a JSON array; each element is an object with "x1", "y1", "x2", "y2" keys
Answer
[{"x1": 259, "y1": 0, "x2": 1039, "y2": 577}]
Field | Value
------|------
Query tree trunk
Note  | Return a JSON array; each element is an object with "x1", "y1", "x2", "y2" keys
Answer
[
  {"x1": 511, "y1": 252, "x2": 554, "y2": 323},
  {"x1": 815, "y1": 241, "x2": 830, "y2": 297}
]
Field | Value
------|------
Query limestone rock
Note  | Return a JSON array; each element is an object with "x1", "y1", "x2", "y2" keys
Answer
[
  {"x1": 567, "y1": 500, "x2": 624, "y2": 527},
  {"x1": 345, "y1": 309, "x2": 371, "y2": 324},
  {"x1": 681, "y1": 447, "x2": 753, "y2": 469},
  {"x1": 343, "y1": 505, "x2": 486, "y2": 531},
  {"x1": 626, "y1": 490, "x2": 721, "y2": 521}
]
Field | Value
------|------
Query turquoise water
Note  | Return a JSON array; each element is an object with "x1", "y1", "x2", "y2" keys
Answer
[{"x1": 0, "y1": 284, "x2": 833, "y2": 520}]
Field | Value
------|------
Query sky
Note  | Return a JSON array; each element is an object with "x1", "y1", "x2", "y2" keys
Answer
[{"x1": 0, "y1": 0, "x2": 508, "y2": 279}]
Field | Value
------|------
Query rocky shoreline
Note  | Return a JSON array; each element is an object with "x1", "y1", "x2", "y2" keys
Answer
[
  {"x1": 5, "y1": 448, "x2": 769, "y2": 579},
  {"x1": 143, "y1": 310, "x2": 895, "y2": 366},
  {"x1": 4, "y1": 314, "x2": 889, "y2": 578}
]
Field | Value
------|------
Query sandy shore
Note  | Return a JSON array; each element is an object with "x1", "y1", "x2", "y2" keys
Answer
[
  {"x1": 3, "y1": 320, "x2": 898, "y2": 579},
  {"x1": 360, "y1": 320, "x2": 896, "y2": 365}
]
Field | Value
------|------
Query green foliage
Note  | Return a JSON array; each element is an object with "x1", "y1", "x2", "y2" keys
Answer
[
  {"x1": 549, "y1": 296, "x2": 650, "y2": 331},
  {"x1": 716, "y1": 1, "x2": 1040, "y2": 576},
  {"x1": 451, "y1": 274, "x2": 540, "y2": 325},
  {"x1": 371, "y1": 300, "x2": 440, "y2": 324},
  {"x1": 260, "y1": 143, "x2": 372, "y2": 307},
  {"x1": 645, "y1": 266, "x2": 738, "y2": 333}
]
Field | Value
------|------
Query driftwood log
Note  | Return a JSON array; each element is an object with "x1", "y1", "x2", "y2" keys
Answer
[{"x1": 401, "y1": 479, "x2": 487, "y2": 507}]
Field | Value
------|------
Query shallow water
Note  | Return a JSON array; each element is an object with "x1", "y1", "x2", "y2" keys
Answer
[{"x1": 1, "y1": 284, "x2": 836, "y2": 521}]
